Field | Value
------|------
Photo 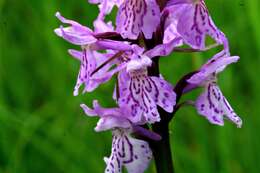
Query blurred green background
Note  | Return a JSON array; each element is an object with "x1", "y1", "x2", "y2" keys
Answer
[{"x1": 0, "y1": 0, "x2": 259, "y2": 172}]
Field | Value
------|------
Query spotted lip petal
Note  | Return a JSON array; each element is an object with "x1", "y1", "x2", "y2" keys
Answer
[
  {"x1": 116, "y1": 0, "x2": 160, "y2": 39},
  {"x1": 118, "y1": 70, "x2": 176, "y2": 123},
  {"x1": 196, "y1": 83, "x2": 242, "y2": 128},
  {"x1": 167, "y1": 0, "x2": 229, "y2": 51},
  {"x1": 104, "y1": 129, "x2": 152, "y2": 173}
]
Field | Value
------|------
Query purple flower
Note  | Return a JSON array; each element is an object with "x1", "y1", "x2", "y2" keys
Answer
[
  {"x1": 54, "y1": 12, "x2": 134, "y2": 95},
  {"x1": 116, "y1": 0, "x2": 160, "y2": 39},
  {"x1": 80, "y1": 101, "x2": 152, "y2": 173},
  {"x1": 91, "y1": 45, "x2": 177, "y2": 124},
  {"x1": 166, "y1": 0, "x2": 229, "y2": 50},
  {"x1": 117, "y1": 50, "x2": 176, "y2": 123},
  {"x1": 187, "y1": 51, "x2": 242, "y2": 127}
]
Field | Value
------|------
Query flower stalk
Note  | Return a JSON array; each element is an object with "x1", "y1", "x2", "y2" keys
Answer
[{"x1": 152, "y1": 120, "x2": 174, "y2": 173}]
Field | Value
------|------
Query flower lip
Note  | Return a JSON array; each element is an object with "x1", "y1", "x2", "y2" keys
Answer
[{"x1": 195, "y1": 83, "x2": 243, "y2": 128}]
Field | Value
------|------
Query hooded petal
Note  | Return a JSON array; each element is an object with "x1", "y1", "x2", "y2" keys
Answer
[
  {"x1": 195, "y1": 83, "x2": 242, "y2": 127},
  {"x1": 104, "y1": 129, "x2": 152, "y2": 173},
  {"x1": 116, "y1": 0, "x2": 160, "y2": 39}
]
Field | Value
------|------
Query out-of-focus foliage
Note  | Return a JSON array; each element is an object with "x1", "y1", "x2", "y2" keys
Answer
[{"x1": 0, "y1": 0, "x2": 259, "y2": 172}]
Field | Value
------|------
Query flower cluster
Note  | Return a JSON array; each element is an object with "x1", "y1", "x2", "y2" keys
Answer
[{"x1": 55, "y1": 0, "x2": 242, "y2": 172}]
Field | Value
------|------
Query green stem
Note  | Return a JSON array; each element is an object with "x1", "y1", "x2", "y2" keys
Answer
[{"x1": 151, "y1": 117, "x2": 174, "y2": 173}]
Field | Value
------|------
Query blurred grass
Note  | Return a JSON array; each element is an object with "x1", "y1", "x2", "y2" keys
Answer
[{"x1": 0, "y1": 0, "x2": 259, "y2": 172}]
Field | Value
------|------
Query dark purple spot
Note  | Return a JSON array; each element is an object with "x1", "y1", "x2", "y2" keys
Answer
[{"x1": 164, "y1": 92, "x2": 169, "y2": 98}]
